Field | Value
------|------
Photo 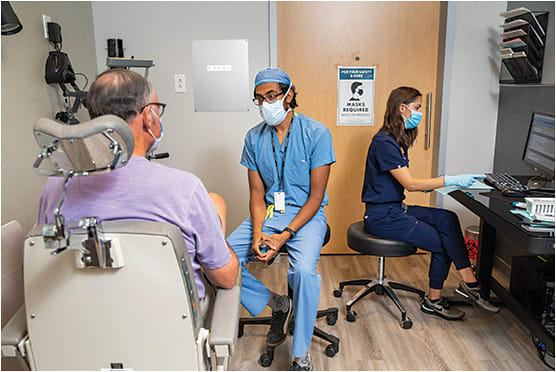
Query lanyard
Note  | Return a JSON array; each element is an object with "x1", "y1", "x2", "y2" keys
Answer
[{"x1": 271, "y1": 125, "x2": 292, "y2": 192}]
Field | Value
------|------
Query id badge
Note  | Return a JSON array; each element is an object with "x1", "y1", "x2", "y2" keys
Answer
[{"x1": 274, "y1": 192, "x2": 286, "y2": 213}]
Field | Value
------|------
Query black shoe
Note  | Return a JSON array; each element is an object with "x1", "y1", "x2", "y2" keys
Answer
[
  {"x1": 266, "y1": 296, "x2": 293, "y2": 346},
  {"x1": 455, "y1": 281, "x2": 500, "y2": 313},
  {"x1": 290, "y1": 353, "x2": 312, "y2": 371},
  {"x1": 421, "y1": 296, "x2": 465, "y2": 320}
]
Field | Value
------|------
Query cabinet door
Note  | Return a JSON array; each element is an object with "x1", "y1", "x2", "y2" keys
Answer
[{"x1": 278, "y1": 1, "x2": 445, "y2": 253}]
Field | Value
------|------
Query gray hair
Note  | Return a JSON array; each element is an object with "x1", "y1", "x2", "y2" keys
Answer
[{"x1": 85, "y1": 68, "x2": 153, "y2": 122}]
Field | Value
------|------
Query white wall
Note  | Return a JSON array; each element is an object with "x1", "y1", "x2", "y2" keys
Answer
[
  {"x1": 437, "y1": 1, "x2": 507, "y2": 230},
  {"x1": 91, "y1": 2, "x2": 270, "y2": 234},
  {"x1": 1, "y1": 2, "x2": 97, "y2": 233}
]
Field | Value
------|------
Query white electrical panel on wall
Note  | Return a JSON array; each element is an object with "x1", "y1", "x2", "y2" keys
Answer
[{"x1": 192, "y1": 39, "x2": 249, "y2": 112}]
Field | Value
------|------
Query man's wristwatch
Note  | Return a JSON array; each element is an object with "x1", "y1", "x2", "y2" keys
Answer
[{"x1": 282, "y1": 227, "x2": 296, "y2": 238}]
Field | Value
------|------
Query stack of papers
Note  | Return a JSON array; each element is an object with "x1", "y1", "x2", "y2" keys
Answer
[
  {"x1": 434, "y1": 181, "x2": 493, "y2": 195},
  {"x1": 510, "y1": 209, "x2": 555, "y2": 226}
]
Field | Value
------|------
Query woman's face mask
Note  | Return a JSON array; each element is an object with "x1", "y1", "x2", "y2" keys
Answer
[
  {"x1": 147, "y1": 108, "x2": 164, "y2": 154},
  {"x1": 259, "y1": 84, "x2": 292, "y2": 127},
  {"x1": 403, "y1": 104, "x2": 423, "y2": 129}
]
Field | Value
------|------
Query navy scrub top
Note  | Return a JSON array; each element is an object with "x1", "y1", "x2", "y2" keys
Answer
[{"x1": 361, "y1": 130, "x2": 409, "y2": 204}]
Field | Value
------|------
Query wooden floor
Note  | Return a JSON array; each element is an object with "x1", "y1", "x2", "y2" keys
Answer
[{"x1": 230, "y1": 254, "x2": 549, "y2": 371}]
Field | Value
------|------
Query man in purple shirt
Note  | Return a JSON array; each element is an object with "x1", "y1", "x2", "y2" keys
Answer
[{"x1": 37, "y1": 68, "x2": 238, "y2": 300}]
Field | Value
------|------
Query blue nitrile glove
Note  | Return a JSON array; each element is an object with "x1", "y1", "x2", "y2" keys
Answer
[{"x1": 444, "y1": 174, "x2": 486, "y2": 187}]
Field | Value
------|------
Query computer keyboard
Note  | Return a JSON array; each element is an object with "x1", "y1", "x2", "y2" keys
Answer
[{"x1": 484, "y1": 173, "x2": 530, "y2": 197}]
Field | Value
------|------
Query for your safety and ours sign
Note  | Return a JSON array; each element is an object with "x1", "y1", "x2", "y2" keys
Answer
[{"x1": 337, "y1": 66, "x2": 375, "y2": 126}]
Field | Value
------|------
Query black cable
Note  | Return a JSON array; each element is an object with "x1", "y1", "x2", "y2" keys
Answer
[
  {"x1": 531, "y1": 333, "x2": 555, "y2": 369},
  {"x1": 74, "y1": 72, "x2": 88, "y2": 90}
]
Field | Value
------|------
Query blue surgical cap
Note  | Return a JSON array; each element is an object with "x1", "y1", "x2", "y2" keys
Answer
[{"x1": 254, "y1": 68, "x2": 291, "y2": 88}]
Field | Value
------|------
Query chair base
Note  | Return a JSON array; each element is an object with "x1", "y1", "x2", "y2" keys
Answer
[
  {"x1": 335, "y1": 277, "x2": 424, "y2": 329},
  {"x1": 238, "y1": 307, "x2": 340, "y2": 368}
]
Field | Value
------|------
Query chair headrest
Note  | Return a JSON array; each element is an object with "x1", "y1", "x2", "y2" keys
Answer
[{"x1": 33, "y1": 115, "x2": 135, "y2": 177}]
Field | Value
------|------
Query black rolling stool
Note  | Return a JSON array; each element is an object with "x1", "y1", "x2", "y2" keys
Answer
[
  {"x1": 334, "y1": 221, "x2": 425, "y2": 329},
  {"x1": 238, "y1": 224, "x2": 340, "y2": 368}
]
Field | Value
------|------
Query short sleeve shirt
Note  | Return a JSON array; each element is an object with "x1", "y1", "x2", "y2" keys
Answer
[
  {"x1": 240, "y1": 112, "x2": 336, "y2": 207},
  {"x1": 37, "y1": 157, "x2": 231, "y2": 299},
  {"x1": 361, "y1": 130, "x2": 409, "y2": 204}
]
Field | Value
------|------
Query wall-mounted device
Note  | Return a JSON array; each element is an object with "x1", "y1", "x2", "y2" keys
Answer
[{"x1": 44, "y1": 21, "x2": 88, "y2": 124}]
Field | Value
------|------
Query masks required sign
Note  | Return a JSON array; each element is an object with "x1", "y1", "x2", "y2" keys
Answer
[{"x1": 337, "y1": 66, "x2": 375, "y2": 126}]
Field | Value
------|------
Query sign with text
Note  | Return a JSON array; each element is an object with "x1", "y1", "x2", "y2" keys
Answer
[{"x1": 337, "y1": 66, "x2": 375, "y2": 126}]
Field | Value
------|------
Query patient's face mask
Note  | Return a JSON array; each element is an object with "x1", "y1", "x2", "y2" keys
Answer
[
  {"x1": 402, "y1": 104, "x2": 423, "y2": 129},
  {"x1": 259, "y1": 84, "x2": 292, "y2": 127},
  {"x1": 147, "y1": 108, "x2": 164, "y2": 154}
]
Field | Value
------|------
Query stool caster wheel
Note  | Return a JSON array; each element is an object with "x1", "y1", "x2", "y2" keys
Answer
[
  {"x1": 346, "y1": 311, "x2": 357, "y2": 322},
  {"x1": 333, "y1": 289, "x2": 342, "y2": 297},
  {"x1": 401, "y1": 317, "x2": 413, "y2": 329},
  {"x1": 325, "y1": 343, "x2": 338, "y2": 357},
  {"x1": 326, "y1": 313, "x2": 337, "y2": 326},
  {"x1": 259, "y1": 353, "x2": 273, "y2": 368}
]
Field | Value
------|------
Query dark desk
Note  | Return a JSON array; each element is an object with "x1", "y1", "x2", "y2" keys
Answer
[{"x1": 448, "y1": 186, "x2": 554, "y2": 351}]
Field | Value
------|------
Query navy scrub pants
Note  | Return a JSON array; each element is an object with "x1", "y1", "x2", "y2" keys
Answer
[{"x1": 364, "y1": 202, "x2": 471, "y2": 290}]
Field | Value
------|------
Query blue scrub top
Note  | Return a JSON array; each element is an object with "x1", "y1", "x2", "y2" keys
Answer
[
  {"x1": 241, "y1": 112, "x2": 336, "y2": 208},
  {"x1": 362, "y1": 130, "x2": 409, "y2": 204}
]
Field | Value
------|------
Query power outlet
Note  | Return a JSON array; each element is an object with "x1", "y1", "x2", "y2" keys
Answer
[
  {"x1": 174, "y1": 74, "x2": 186, "y2": 93},
  {"x1": 42, "y1": 15, "x2": 51, "y2": 39}
]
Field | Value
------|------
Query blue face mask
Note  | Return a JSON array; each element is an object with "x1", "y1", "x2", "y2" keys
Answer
[
  {"x1": 259, "y1": 84, "x2": 292, "y2": 127},
  {"x1": 403, "y1": 104, "x2": 423, "y2": 129},
  {"x1": 147, "y1": 108, "x2": 164, "y2": 154}
]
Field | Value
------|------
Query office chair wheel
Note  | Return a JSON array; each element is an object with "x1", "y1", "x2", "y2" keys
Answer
[
  {"x1": 326, "y1": 313, "x2": 337, "y2": 326},
  {"x1": 333, "y1": 289, "x2": 342, "y2": 297},
  {"x1": 401, "y1": 317, "x2": 413, "y2": 329},
  {"x1": 259, "y1": 352, "x2": 273, "y2": 368},
  {"x1": 346, "y1": 311, "x2": 357, "y2": 322},
  {"x1": 325, "y1": 343, "x2": 338, "y2": 357}
]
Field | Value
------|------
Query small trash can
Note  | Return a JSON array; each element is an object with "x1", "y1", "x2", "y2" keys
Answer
[{"x1": 464, "y1": 225, "x2": 480, "y2": 269}]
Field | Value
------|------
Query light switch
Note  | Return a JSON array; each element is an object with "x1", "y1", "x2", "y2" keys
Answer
[
  {"x1": 174, "y1": 74, "x2": 186, "y2": 93},
  {"x1": 42, "y1": 15, "x2": 51, "y2": 39}
]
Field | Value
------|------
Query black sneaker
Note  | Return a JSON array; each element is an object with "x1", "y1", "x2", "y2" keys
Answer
[
  {"x1": 421, "y1": 296, "x2": 465, "y2": 320},
  {"x1": 455, "y1": 281, "x2": 500, "y2": 313},
  {"x1": 290, "y1": 352, "x2": 312, "y2": 371},
  {"x1": 266, "y1": 296, "x2": 293, "y2": 346}
]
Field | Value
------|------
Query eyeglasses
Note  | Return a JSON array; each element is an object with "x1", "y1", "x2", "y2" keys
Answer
[
  {"x1": 140, "y1": 102, "x2": 167, "y2": 117},
  {"x1": 252, "y1": 92, "x2": 284, "y2": 106}
]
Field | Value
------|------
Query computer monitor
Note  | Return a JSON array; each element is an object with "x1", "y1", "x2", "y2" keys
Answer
[{"x1": 522, "y1": 112, "x2": 555, "y2": 189}]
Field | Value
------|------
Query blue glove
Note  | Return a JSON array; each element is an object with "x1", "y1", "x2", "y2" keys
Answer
[{"x1": 444, "y1": 174, "x2": 486, "y2": 187}]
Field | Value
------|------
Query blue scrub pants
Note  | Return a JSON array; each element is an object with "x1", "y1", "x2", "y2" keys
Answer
[
  {"x1": 364, "y1": 203, "x2": 471, "y2": 290},
  {"x1": 227, "y1": 207, "x2": 326, "y2": 358}
]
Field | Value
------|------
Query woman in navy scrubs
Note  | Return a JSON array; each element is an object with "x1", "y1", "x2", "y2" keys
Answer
[{"x1": 362, "y1": 87, "x2": 499, "y2": 320}]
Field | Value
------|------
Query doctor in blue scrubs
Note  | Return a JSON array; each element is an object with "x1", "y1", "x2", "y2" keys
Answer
[
  {"x1": 227, "y1": 68, "x2": 335, "y2": 371},
  {"x1": 362, "y1": 86, "x2": 499, "y2": 320}
]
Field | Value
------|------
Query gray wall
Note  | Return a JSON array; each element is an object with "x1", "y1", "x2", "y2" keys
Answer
[
  {"x1": 1, "y1": 2, "x2": 97, "y2": 233},
  {"x1": 438, "y1": 1, "x2": 507, "y2": 230},
  {"x1": 91, "y1": 2, "x2": 270, "y2": 234}
]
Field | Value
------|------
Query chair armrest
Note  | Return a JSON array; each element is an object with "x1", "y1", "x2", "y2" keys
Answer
[
  {"x1": 1, "y1": 306, "x2": 27, "y2": 356},
  {"x1": 209, "y1": 283, "x2": 241, "y2": 346}
]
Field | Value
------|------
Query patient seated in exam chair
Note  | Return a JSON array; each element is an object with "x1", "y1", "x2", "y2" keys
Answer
[
  {"x1": 1, "y1": 68, "x2": 240, "y2": 371},
  {"x1": 38, "y1": 68, "x2": 239, "y2": 300}
]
